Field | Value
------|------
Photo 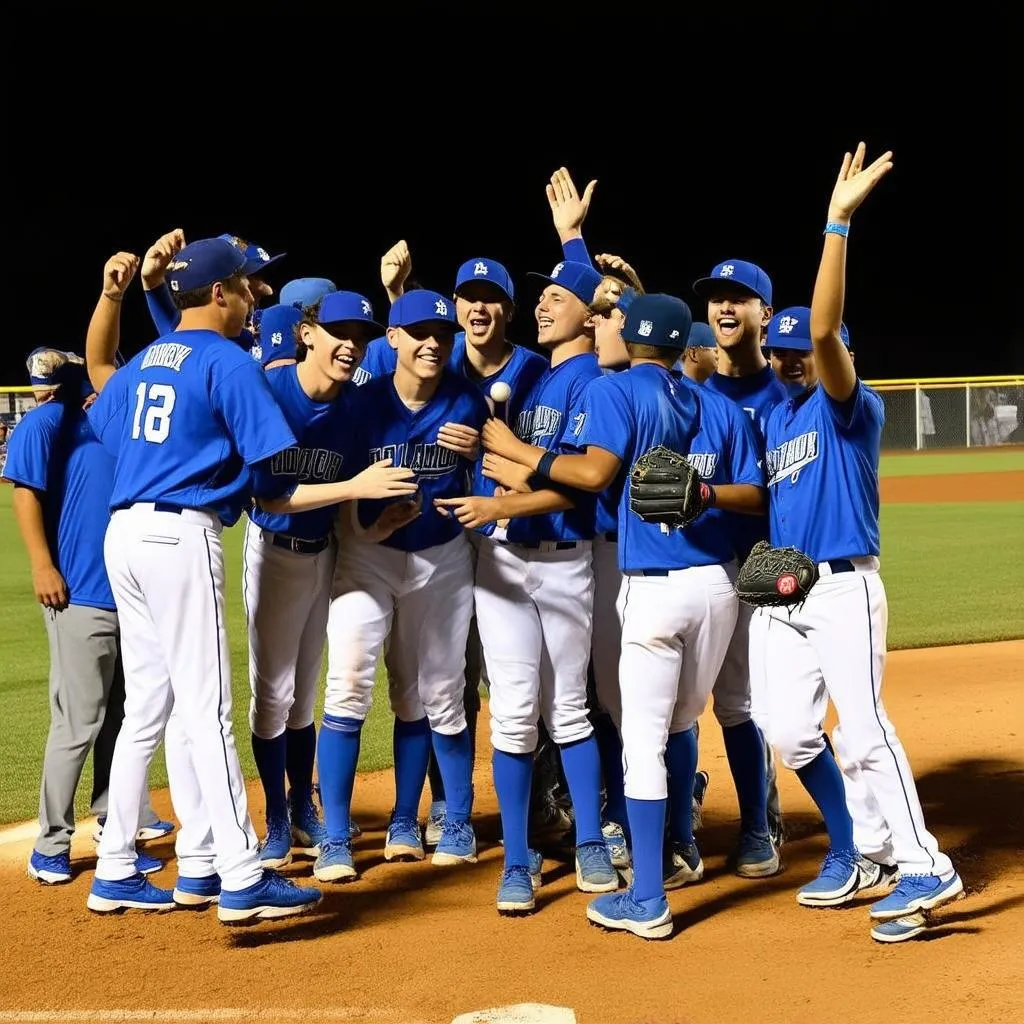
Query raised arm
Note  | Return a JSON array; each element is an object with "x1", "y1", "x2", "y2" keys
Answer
[
  {"x1": 140, "y1": 228, "x2": 186, "y2": 336},
  {"x1": 546, "y1": 166, "x2": 596, "y2": 265},
  {"x1": 380, "y1": 239, "x2": 412, "y2": 305},
  {"x1": 85, "y1": 252, "x2": 140, "y2": 393}
]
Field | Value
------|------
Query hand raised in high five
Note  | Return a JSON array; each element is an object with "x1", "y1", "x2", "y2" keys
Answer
[
  {"x1": 827, "y1": 142, "x2": 893, "y2": 224},
  {"x1": 102, "y1": 252, "x2": 140, "y2": 302},
  {"x1": 546, "y1": 166, "x2": 597, "y2": 242},
  {"x1": 141, "y1": 229, "x2": 186, "y2": 290},
  {"x1": 381, "y1": 239, "x2": 412, "y2": 302}
]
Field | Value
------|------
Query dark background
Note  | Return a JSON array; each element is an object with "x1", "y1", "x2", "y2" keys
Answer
[{"x1": 6, "y1": 15, "x2": 1018, "y2": 384}]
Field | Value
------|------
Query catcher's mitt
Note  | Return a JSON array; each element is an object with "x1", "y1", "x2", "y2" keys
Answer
[
  {"x1": 629, "y1": 445, "x2": 708, "y2": 529},
  {"x1": 735, "y1": 540, "x2": 819, "y2": 607}
]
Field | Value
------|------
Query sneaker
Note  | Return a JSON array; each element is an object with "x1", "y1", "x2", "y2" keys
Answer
[
  {"x1": 27, "y1": 849, "x2": 72, "y2": 885},
  {"x1": 218, "y1": 869, "x2": 322, "y2": 924},
  {"x1": 691, "y1": 770, "x2": 710, "y2": 833},
  {"x1": 425, "y1": 800, "x2": 447, "y2": 848},
  {"x1": 869, "y1": 872, "x2": 964, "y2": 921},
  {"x1": 855, "y1": 856, "x2": 899, "y2": 896},
  {"x1": 587, "y1": 888, "x2": 673, "y2": 940},
  {"x1": 259, "y1": 815, "x2": 293, "y2": 869},
  {"x1": 313, "y1": 839, "x2": 357, "y2": 883},
  {"x1": 575, "y1": 841, "x2": 619, "y2": 893},
  {"x1": 137, "y1": 851, "x2": 164, "y2": 876},
  {"x1": 734, "y1": 830, "x2": 780, "y2": 878},
  {"x1": 93, "y1": 816, "x2": 175, "y2": 844},
  {"x1": 602, "y1": 821, "x2": 630, "y2": 870},
  {"x1": 528, "y1": 848, "x2": 544, "y2": 890},
  {"x1": 664, "y1": 840, "x2": 704, "y2": 890},
  {"x1": 529, "y1": 799, "x2": 574, "y2": 846},
  {"x1": 432, "y1": 819, "x2": 477, "y2": 865},
  {"x1": 384, "y1": 814, "x2": 424, "y2": 862},
  {"x1": 173, "y1": 873, "x2": 221, "y2": 907},
  {"x1": 87, "y1": 874, "x2": 176, "y2": 913},
  {"x1": 288, "y1": 789, "x2": 326, "y2": 857},
  {"x1": 796, "y1": 849, "x2": 860, "y2": 907},
  {"x1": 871, "y1": 913, "x2": 928, "y2": 943},
  {"x1": 496, "y1": 866, "x2": 535, "y2": 914}
]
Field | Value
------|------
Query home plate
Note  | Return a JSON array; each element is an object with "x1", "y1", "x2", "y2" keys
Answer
[{"x1": 450, "y1": 1004, "x2": 575, "y2": 1024}]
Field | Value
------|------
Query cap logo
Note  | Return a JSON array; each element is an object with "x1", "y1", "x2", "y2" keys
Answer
[
  {"x1": 271, "y1": 332, "x2": 283, "y2": 347},
  {"x1": 637, "y1": 320, "x2": 653, "y2": 338},
  {"x1": 251, "y1": 344, "x2": 262, "y2": 361},
  {"x1": 474, "y1": 261, "x2": 489, "y2": 276},
  {"x1": 435, "y1": 299, "x2": 449, "y2": 316},
  {"x1": 669, "y1": 329, "x2": 680, "y2": 339},
  {"x1": 551, "y1": 262, "x2": 564, "y2": 279},
  {"x1": 361, "y1": 299, "x2": 372, "y2": 316},
  {"x1": 719, "y1": 264, "x2": 735, "y2": 277},
  {"x1": 256, "y1": 247, "x2": 270, "y2": 262},
  {"x1": 778, "y1": 315, "x2": 799, "y2": 334},
  {"x1": 167, "y1": 259, "x2": 189, "y2": 272}
]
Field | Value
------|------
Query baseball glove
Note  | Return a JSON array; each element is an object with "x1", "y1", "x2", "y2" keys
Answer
[
  {"x1": 735, "y1": 540, "x2": 819, "y2": 607},
  {"x1": 628, "y1": 445, "x2": 708, "y2": 529}
]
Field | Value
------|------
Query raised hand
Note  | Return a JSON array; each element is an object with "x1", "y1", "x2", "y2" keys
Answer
[
  {"x1": 141, "y1": 229, "x2": 186, "y2": 289},
  {"x1": 349, "y1": 458, "x2": 418, "y2": 500},
  {"x1": 546, "y1": 166, "x2": 597, "y2": 240},
  {"x1": 380, "y1": 239, "x2": 412, "y2": 300},
  {"x1": 102, "y1": 252, "x2": 140, "y2": 302},
  {"x1": 827, "y1": 142, "x2": 894, "y2": 223}
]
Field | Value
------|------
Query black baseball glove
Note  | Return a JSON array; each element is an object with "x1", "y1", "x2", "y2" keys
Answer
[
  {"x1": 735, "y1": 540, "x2": 819, "y2": 607},
  {"x1": 628, "y1": 445, "x2": 710, "y2": 529}
]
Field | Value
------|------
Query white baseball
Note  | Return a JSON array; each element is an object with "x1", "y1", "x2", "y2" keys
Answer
[{"x1": 489, "y1": 382, "x2": 512, "y2": 403}]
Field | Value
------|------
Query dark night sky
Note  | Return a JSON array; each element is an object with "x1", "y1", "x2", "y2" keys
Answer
[{"x1": 7, "y1": 16, "x2": 1018, "y2": 385}]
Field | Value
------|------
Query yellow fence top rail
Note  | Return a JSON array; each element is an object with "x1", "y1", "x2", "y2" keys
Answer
[{"x1": 864, "y1": 375, "x2": 1022, "y2": 387}]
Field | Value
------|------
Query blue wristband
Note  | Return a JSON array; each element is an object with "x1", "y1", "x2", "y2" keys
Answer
[
  {"x1": 824, "y1": 221, "x2": 850, "y2": 237},
  {"x1": 536, "y1": 451, "x2": 557, "y2": 479}
]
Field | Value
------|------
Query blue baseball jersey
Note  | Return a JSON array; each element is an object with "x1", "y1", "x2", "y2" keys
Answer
[
  {"x1": 704, "y1": 364, "x2": 788, "y2": 560},
  {"x1": 766, "y1": 380, "x2": 883, "y2": 562},
  {"x1": 88, "y1": 330, "x2": 297, "y2": 526},
  {"x1": 248, "y1": 365, "x2": 353, "y2": 541},
  {"x1": 570, "y1": 364, "x2": 762, "y2": 572},
  {"x1": 2, "y1": 403, "x2": 116, "y2": 610},
  {"x1": 572, "y1": 371, "x2": 623, "y2": 538},
  {"x1": 347, "y1": 373, "x2": 490, "y2": 552},
  {"x1": 505, "y1": 352, "x2": 602, "y2": 545}
]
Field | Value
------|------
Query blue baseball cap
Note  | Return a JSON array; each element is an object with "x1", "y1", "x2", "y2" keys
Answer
[
  {"x1": 251, "y1": 304, "x2": 302, "y2": 366},
  {"x1": 528, "y1": 260, "x2": 604, "y2": 306},
  {"x1": 167, "y1": 238, "x2": 246, "y2": 293},
  {"x1": 614, "y1": 286, "x2": 640, "y2": 316},
  {"x1": 766, "y1": 307, "x2": 851, "y2": 351},
  {"x1": 26, "y1": 348, "x2": 86, "y2": 390},
  {"x1": 693, "y1": 259, "x2": 773, "y2": 306},
  {"x1": 318, "y1": 291, "x2": 384, "y2": 331},
  {"x1": 687, "y1": 322, "x2": 717, "y2": 348},
  {"x1": 218, "y1": 234, "x2": 287, "y2": 277},
  {"x1": 621, "y1": 293, "x2": 693, "y2": 351},
  {"x1": 454, "y1": 258, "x2": 514, "y2": 303},
  {"x1": 280, "y1": 277, "x2": 337, "y2": 309},
  {"x1": 388, "y1": 290, "x2": 460, "y2": 331}
]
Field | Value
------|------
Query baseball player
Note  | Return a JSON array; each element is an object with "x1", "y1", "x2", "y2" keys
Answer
[
  {"x1": 280, "y1": 277, "x2": 337, "y2": 309},
  {"x1": 675, "y1": 322, "x2": 719, "y2": 382},
  {"x1": 696, "y1": 257, "x2": 788, "y2": 875},
  {"x1": 83, "y1": 237, "x2": 322, "y2": 921},
  {"x1": 440, "y1": 259, "x2": 619, "y2": 914},
  {"x1": 4, "y1": 333, "x2": 167, "y2": 886},
  {"x1": 248, "y1": 302, "x2": 302, "y2": 371},
  {"x1": 753, "y1": 145, "x2": 961, "y2": 941},
  {"x1": 314, "y1": 289, "x2": 489, "y2": 883}
]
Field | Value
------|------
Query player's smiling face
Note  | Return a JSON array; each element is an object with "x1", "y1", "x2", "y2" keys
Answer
[
  {"x1": 388, "y1": 323, "x2": 456, "y2": 380},
  {"x1": 307, "y1": 321, "x2": 372, "y2": 383},
  {"x1": 535, "y1": 285, "x2": 589, "y2": 348},
  {"x1": 706, "y1": 285, "x2": 770, "y2": 351},
  {"x1": 769, "y1": 347, "x2": 817, "y2": 389},
  {"x1": 455, "y1": 282, "x2": 512, "y2": 350}
]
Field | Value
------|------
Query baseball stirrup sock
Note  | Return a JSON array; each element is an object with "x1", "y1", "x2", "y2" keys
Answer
[
  {"x1": 595, "y1": 715, "x2": 628, "y2": 836},
  {"x1": 493, "y1": 749, "x2": 533, "y2": 869},
  {"x1": 722, "y1": 720, "x2": 769, "y2": 834},
  {"x1": 627, "y1": 797, "x2": 667, "y2": 901},
  {"x1": 665, "y1": 727, "x2": 698, "y2": 847},
  {"x1": 251, "y1": 732, "x2": 288, "y2": 821},
  {"x1": 796, "y1": 746, "x2": 855, "y2": 855},
  {"x1": 426, "y1": 748, "x2": 445, "y2": 803},
  {"x1": 318, "y1": 715, "x2": 363, "y2": 842},
  {"x1": 393, "y1": 717, "x2": 431, "y2": 820},
  {"x1": 431, "y1": 728, "x2": 473, "y2": 823},
  {"x1": 558, "y1": 735, "x2": 604, "y2": 846},
  {"x1": 285, "y1": 723, "x2": 317, "y2": 803}
]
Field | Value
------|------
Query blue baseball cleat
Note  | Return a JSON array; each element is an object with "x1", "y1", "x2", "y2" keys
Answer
[
  {"x1": 869, "y1": 872, "x2": 964, "y2": 920},
  {"x1": 496, "y1": 866, "x2": 536, "y2": 914},
  {"x1": 425, "y1": 800, "x2": 447, "y2": 848},
  {"x1": 384, "y1": 814, "x2": 424, "y2": 862},
  {"x1": 575, "y1": 841, "x2": 618, "y2": 893},
  {"x1": 259, "y1": 815, "x2": 293, "y2": 869},
  {"x1": 528, "y1": 848, "x2": 544, "y2": 890},
  {"x1": 313, "y1": 839, "x2": 357, "y2": 883},
  {"x1": 173, "y1": 873, "x2": 221, "y2": 907},
  {"x1": 587, "y1": 888, "x2": 673, "y2": 940},
  {"x1": 137, "y1": 851, "x2": 164, "y2": 876},
  {"x1": 87, "y1": 874, "x2": 176, "y2": 913},
  {"x1": 796, "y1": 848, "x2": 860, "y2": 907},
  {"x1": 432, "y1": 819, "x2": 477, "y2": 865},
  {"x1": 734, "y1": 830, "x2": 780, "y2": 878},
  {"x1": 94, "y1": 816, "x2": 175, "y2": 844},
  {"x1": 289, "y1": 789, "x2": 326, "y2": 856},
  {"x1": 217, "y1": 870, "x2": 321, "y2": 924},
  {"x1": 871, "y1": 913, "x2": 929, "y2": 942},
  {"x1": 28, "y1": 849, "x2": 72, "y2": 885},
  {"x1": 602, "y1": 821, "x2": 630, "y2": 870},
  {"x1": 664, "y1": 840, "x2": 704, "y2": 890}
]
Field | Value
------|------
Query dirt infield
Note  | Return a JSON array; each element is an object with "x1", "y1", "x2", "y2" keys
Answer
[
  {"x1": 881, "y1": 471, "x2": 1024, "y2": 503},
  {"x1": 1, "y1": 641, "x2": 1021, "y2": 1024}
]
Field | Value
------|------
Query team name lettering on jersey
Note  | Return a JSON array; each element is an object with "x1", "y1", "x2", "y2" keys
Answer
[
  {"x1": 270, "y1": 446, "x2": 343, "y2": 481},
  {"x1": 352, "y1": 366, "x2": 371, "y2": 387},
  {"x1": 140, "y1": 343, "x2": 193, "y2": 372},
  {"x1": 686, "y1": 452, "x2": 719, "y2": 479},
  {"x1": 369, "y1": 442, "x2": 458, "y2": 478},
  {"x1": 516, "y1": 405, "x2": 562, "y2": 443},
  {"x1": 767, "y1": 430, "x2": 819, "y2": 484}
]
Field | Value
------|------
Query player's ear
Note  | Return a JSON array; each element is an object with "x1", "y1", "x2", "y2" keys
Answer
[
  {"x1": 761, "y1": 302, "x2": 773, "y2": 327},
  {"x1": 385, "y1": 327, "x2": 400, "y2": 351},
  {"x1": 298, "y1": 323, "x2": 316, "y2": 349},
  {"x1": 505, "y1": 301, "x2": 515, "y2": 324}
]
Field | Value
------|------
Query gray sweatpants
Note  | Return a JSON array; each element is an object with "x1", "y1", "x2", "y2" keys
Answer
[{"x1": 36, "y1": 604, "x2": 157, "y2": 856}]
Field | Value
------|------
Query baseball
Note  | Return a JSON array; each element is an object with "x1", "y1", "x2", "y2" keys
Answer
[{"x1": 489, "y1": 382, "x2": 512, "y2": 403}]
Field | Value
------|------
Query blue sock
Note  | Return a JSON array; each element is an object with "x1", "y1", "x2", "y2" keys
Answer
[
  {"x1": 626, "y1": 797, "x2": 667, "y2": 902},
  {"x1": 393, "y1": 717, "x2": 431, "y2": 820},
  {"x1": 493, "y1": 749, "x2": 532, "y2": 870},
  {"x1": 317, "y1": 715, "x2": 362, "y2": 842},
  {"x1": 594, "y1": 716, "x2": 627, "y2": 834},
  {"x1": 558, "y1": 735, "x2": 604, "y2": 846},
  {"x1": 430, "y1": 728, "x2": 473, "y2": 823},
  {"x1": 251, "y1": 732, "x2": 288, "y2": 822},
  {"x1": 285, "y1": 723, "x2": 317, "y2": 803},
  {"x1": 665, "y1": 727, "x2": 698, "y2": 847},
  {"x1": 722, "y1": 720, "x2": 769, "y2": 835},
  {"x1": 796, "y1": 746, "x2": 855, "y2": 855}
]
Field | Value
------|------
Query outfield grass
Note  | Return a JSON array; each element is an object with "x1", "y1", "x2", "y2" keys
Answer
[
  {"x1": 879, "y1": 451, "x2": 1024, "y2": 477},
  {"x1": 1, "y1": 488, "x2": 1021, "y2": 824}
]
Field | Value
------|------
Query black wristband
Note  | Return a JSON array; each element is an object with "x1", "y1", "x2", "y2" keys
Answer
[{"x1": 536, "y1": 450, "x2": 557, "y2": 479}]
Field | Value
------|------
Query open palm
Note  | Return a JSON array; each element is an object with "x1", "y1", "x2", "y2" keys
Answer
[{"x1": 828, "y1": 142, "x2": 893, "y2": 221}]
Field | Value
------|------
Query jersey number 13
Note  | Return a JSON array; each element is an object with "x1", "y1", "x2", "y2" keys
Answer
[{"x1": 131, "y1": 383, "x2": 176, "y2": 444}]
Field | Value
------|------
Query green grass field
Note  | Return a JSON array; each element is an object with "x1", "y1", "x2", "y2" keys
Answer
[
  {"x1": 878, "y1": 451, "x2": 1024, "y2": 476},
  {"x1": 1, "y1": 481, "x2": 1021, "y2": 824}
]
